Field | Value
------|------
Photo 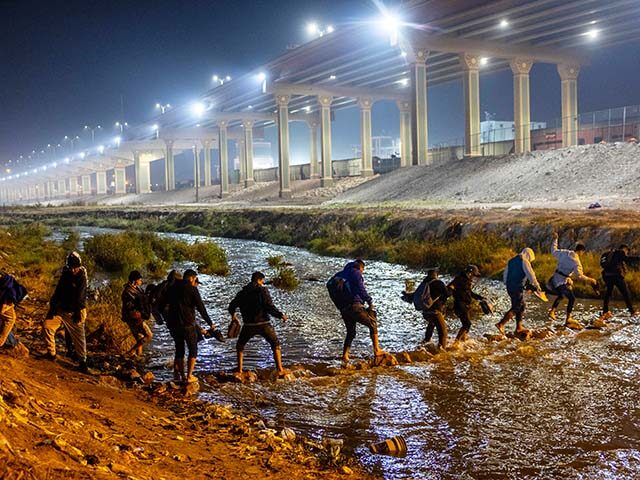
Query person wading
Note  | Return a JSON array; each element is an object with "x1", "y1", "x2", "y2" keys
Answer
[
  {"x1": 597, "y1": 244, "x2": 640, "y2": 327},
  {"x1": 496, "y1": 248, "x2": 545, "y2": 336},
  {"x1": 329, "y1": 259, "x2": 384, "y2": 365},
  {"x1": 547, "y1": 232, "x2": 598, "y2": 330},
  {"x1": 121, "y1": 270, "x2": 153, "y2": 358},
  {"x1": 228, "y1": 271, "x2": 288, "y2": 376},
  {"x1": 447, "y1": 264, "x2": 485, "y2": 346},
  {"x1": 158, "y1": 269, "x2": 223, "y2": 383},
  {"x1": 419, "y1": 268, "x2": 450, "y2": 351},
  {"x1": 43, "y1": 252, "x2": 90, "y2": 373}
]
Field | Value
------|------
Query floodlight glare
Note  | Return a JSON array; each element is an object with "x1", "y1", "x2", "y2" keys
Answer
[
  {"x1": 225, "y1": 75, "x2": 231, "y2": 81},
  {"x1": 191, "y1": 102, "x2": 206, "y2": 117},
  {"x1": 586, "y1": 28, "x2": 599, "y2": 39},
  {"x1": 326, "y1": 25, "x2": 334, "y2": 33},
  {"x1": 97, "y1": 145, "x2": 105, "y2": 154},
  {"x1": 306, "y1": 22, "x2": 319, "y2": 36},
  {"x1": 480, "y1": 57, "x2": 489, "y2": 66},
  {"x1": 500, "y1": 19, "x2": 509, "y2": 28},
  {"x1": 212, "y1": 75, "x2": 219, "y2": 82},
  {"x1": 114, "y1": 136, "x2": 122, "y2": 145},
  {"x1": 257, "y1": 72, "x2": 267, "y2": 81}
]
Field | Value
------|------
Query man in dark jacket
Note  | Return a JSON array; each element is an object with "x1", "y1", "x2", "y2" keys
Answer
[
  {"x1": 43, "y1": 252, "x2": 89, "y2": 372},
  {"x1": 333, "y1": 259, "x2": 383, "y2": 365},
  {"x1": 228, "y1": 271, "x2": 288, "y2": 376},
  {"x1": 422, "y1": 268, "x2": 450, "y2": 351},
  {"x1": 599, "y1": 244, "x2": 640, "y2": 325},
  {"x1": 447, "y1": 265, "x2": 485, "y2": 345},
  {"x1": 157, "y1": 269, "x2": 223, "y2": 383},
  {"x1": 121, "y1": 270, "x2": 152, "y2": 358}
]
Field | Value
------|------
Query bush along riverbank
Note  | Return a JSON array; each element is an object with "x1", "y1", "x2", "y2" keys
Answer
[
  {"x1": 2, "y1": 206, "x2": 640, "y2": 299},
  {"x1": 0, "y1": 224, "x2": 370, "y2": 480}
]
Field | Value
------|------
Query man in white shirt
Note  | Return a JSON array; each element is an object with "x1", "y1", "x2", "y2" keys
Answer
[{"x1": 547, "y1": 232, "x2": 597, "y2": 330}]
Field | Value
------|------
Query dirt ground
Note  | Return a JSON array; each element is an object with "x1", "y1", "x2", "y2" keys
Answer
[{"x1": 0, "y1": 351, "x2": 373, "y2": 480}]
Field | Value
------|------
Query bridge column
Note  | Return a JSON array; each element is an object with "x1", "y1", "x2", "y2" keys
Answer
[
  {"x1": 243, "y1": 120, "x2": 255, "y2": 187},
  {"x1": 460, "y1": 53, "x2": 481, "y2": 156},
  {"x1": 359, "y1": 97, "x2": 374, "y2": 177},
  {"x1": 397, "y1": 100, "x2": 412, "y2": 167},
  {"x1": 68, "y1": 176, "x2": 78, "y2": 196},
  {"x1": 203, "y1": 140, "x2": 212, "y2": 186},
  {"x1": 238, "y1": 137, "x2": 246, "y2": 185},
  {"x1": 558, "y1": 64, "x2": 580, "y2": 147},
  {"x1": 308, "y1": 118, "x2": 320, "y2": 179},
  {"x1": 193, "y1": 144, "x2": 201, "y2": 188},
  {"x1": 218, "y1": 121, "x2": 229, "y2": 198},
  {"x1": 134, "y1": 151, "x2": 151, "y2": 194},
  {"x1": 81, "y1": 175, "x2": 91, "y2": 195},
  {"x1": 57, "y1": 179, "x2": 67, "y2": 198},
  {"x1": 510, "y1": 57, "x2": 534, "y2": 154},
  {"x1": 318, "y1": 95, "x2": 333, "y2": 187},
  {"x1": 164, "y1": 140, "x2": 175, "y2": 191},
  {"x1": 410, "y1": 49, "x2": 429, "y2": 165},
  {"x1": 114, "y1": 167, "x2": 126, "y2": 194},
  {"x1": 276, "y1": 94, "x2": 292, "y2": 198},
  {"x1": 96, "y1": 170, "x2": 107, "y2": 195}
]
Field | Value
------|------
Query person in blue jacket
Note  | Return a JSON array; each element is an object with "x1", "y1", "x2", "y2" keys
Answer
[{"x1": 333, "y1": 259, "x2": 384, "y2": 365}]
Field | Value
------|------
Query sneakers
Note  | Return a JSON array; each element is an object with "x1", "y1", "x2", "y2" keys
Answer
[
  {"x1": 592, "y1": 317, "x2": 607, "y2": 329},
  {"x1": 564, "y1": 317, "x2": 584, "y2": 330},
  {"x1": 548, "y1": 309, "x2": 557, "y2": 321}
]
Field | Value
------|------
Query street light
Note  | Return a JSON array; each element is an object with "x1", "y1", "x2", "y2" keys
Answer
[
  {"x1": 156, "y1": 103, "x2": 171, "y2": 114},
  {"x1": 114, "y1": 121, "x2": 128, "y2": 133},
  {"x1": 212, "y1": 74, "x2": 232, "y2": 86},
  {"x1": 306, "y1": 22, "x2": 335, "y2": 38},
  {"x1": 152, "y1": 124, "x2": 160, "y2": 139},
  {"x1": 191, "y1": 101, "x2": 206, "y2": 118},
  {"x1": 84, "y1": 125, "x2": 102, "y2": 142}
]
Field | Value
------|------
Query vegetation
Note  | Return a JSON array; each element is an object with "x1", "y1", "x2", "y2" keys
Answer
[{"x1": 267, "y1": 255, "x2": 299, "y2": 291}]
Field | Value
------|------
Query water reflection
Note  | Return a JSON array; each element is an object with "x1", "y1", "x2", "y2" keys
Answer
[{"x1": 75, "y1": 228, "x2": 640, "y2": 479}]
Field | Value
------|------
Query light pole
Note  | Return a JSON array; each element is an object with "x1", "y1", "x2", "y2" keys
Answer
[
  {"x1": 193, "y1": 145, "x2": 200, "y2": 203},
  {"x1": 152, "y1": 124, "x2": 159, "y2": 139},
  {"x1": 156, "y1": 103, "x2": 171, "y2": 114},
  {"x1": 114, "y1": 121, "x2": 128, "y2": 133},
  {"x1": 84, "y1": 125, "x2": 102, "y2": 142},
  {"x1": 212, "y1": 74, "x2": 232, "y2": 86}
]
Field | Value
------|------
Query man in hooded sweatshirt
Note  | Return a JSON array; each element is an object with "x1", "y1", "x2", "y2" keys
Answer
[
  {"x1": 496, "y1": 247, "x2": 544, "y2": 335},
  {"x1": 228, "y1": 271, "x2": 288, "y2": 376},
  {"x1": 332, "y1": 259, "x2": 384, "y2": 365},
  {"x1": 121, "y1": 270, "x2": 152, "y2": 358},
  {"x1": 548, "y1": 232, "x2": 598, "y2": 330},
  {"x1": 43, "y1": 252, "x2": 89, "y2": 373}
]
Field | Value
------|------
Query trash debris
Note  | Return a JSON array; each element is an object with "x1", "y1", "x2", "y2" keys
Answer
[
  {"x1": 368, "y1": 435, "x2": 407, "y2": 457},
  {"x1": 588, "y1": 202, "x2": 602, "y2": 209}
]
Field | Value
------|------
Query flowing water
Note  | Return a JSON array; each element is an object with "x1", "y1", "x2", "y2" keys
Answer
[{"x1": 78, "y1": 229, "x2": 640, "y2": 479}]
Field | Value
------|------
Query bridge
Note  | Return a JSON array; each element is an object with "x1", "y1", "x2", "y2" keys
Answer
[{"x1": 2, "y1": 0, "x2": 639, "y2": 203}]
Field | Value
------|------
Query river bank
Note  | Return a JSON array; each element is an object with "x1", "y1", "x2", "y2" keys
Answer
[{"x1": 3, "y1": 204, "x2": 640, "y2": 298}]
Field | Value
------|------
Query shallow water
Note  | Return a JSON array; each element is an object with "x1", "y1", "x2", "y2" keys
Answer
[{"x1": 77, "y1": 229, "x2": 640, "y2": 479}]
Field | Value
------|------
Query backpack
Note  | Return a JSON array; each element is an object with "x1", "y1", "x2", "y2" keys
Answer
[
  {"x1": 0, "y1": 273, "x2": 28, "y2": 305},
  {"x1": 600, "y1": 250, "x2": 615, "y2": 271},
  {"x1": 413, "y1": 278, "x2": 436, "y2": 311},
  {"x1": 327, "y1": 274, "x2": 353, "y2": 310}
]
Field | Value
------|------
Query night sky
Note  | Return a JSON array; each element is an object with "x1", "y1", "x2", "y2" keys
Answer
[{"x1": 1, "y1": 0, "x2": 639, "y2": 168}]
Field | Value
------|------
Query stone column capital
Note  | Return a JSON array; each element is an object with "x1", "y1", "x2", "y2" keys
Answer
[
  {"x1": 275, "y1": 94, "x2": 290, "y2": 107},
  {"x1": 317, "y1": 95, "x2": 333, "y2": 107},
  {"x1": 557, "y1": 64, "x2": 580, "y2": 81},
  {"x1": 459, "y1": 53, "x2": 480, "y2": 71},
  {"x1": 358, "y1": 97, "x2": 373, "y2": 110},
  {"x1": 202, "y1": 139, "x2": 211, "y2": 148},
  {"x1": 218, "y1": 120, "x2": 228, "y2": 129},
  {"x1": 242, "y1": 119, "x2": 254, "y2": 129},
  {"x1": 510, "y1": 58, "x2": 534, "y2": 75},
  {"x1": 407, "y1": 49, "x2": 429, "y2": 64},
  {"x1": 164, "y1": 139, "x2": 174, "y2": 148},
  {"x1": 396, "y1": 100, "x2": 411, "y2": 112}
]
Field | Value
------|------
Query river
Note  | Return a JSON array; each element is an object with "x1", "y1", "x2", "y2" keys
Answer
[{"x1": 78, "y1": 229, "x2": 640, "y2": 479}]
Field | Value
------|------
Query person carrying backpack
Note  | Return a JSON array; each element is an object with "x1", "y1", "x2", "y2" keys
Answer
[
  {"x1": 0, "y1": 272, "x2": 28, "y2": 348},
  {"x1": 597, "y1": 244, "x2": 640, "y2": 326},
  {"x1": 496, "y1": 247, "x2": 544, "y2": 336},
  {"x1": 416, "y1": 268, "x2": 449, "y2": 351},
  {"x1": 121, "y1": 270, "x2": 153, "y2": 358},
  {"x1": 447, "y1": 265, "x2": 485, "y2": 345},
  {"x1": 328, "y1": 259, "x2": 384, "y2": 365}
]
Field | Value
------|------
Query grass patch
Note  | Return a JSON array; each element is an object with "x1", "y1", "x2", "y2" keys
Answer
[{"x1": 267, "y1": 255, "x2": 299, "y2": 291}]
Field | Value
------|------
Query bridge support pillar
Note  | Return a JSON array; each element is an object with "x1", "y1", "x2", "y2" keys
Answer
[
  {"x1": 410, "y1": 49, "x2": 429, "y2": 165},
  {"x1": 510, "y1": 57, "x2": 534, "y2": 154},
  {"x1": 318, "y1": 95, "x2": 334, "y2": 187},
  {"x1": 218, "y1": 122, "x2": 230, "y2": 198},
  {"x1": 276, "y1": 95, "x2": 292, "y2": 198},
  {"x1": 96, "y1": 170, "x2": 107, "y2": 195},
  {"x1": 558, "y1": 64, "x2": 580, "y2": 147},
  {"x1": 243, "y1": 120, "x2": 255, "y2": 187},
  {"x1": 460, "y1": 53, "x2": 482, "y2": 157},
  {"x1": 114, "y1": 167, "x2": 126, "y2": 194},
  {"x1": 359, "y1": 97, "x2": 374, "y2": 177}
]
